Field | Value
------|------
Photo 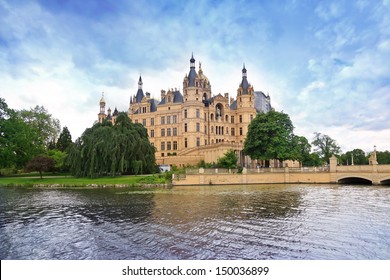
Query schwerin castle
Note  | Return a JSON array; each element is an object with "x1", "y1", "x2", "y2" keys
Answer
[{"x1": 98, "y1": 55, "x2": 272, "y2": 168}]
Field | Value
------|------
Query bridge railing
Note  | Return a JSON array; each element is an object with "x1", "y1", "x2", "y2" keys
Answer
[
  {"x1": 246, "y1": 166, "x2": 329, "y2": 173},
  {"x1": 185, "y1": 166, "x2": 330, "y2": 174}
]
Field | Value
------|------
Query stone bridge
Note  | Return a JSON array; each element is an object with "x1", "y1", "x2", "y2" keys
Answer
[
  {"x1": 330, "y1": 158, "x2": 390, "y2": 185},
  {"x1": 173, "y1": 155, "x2": 390, "y2": 186}
]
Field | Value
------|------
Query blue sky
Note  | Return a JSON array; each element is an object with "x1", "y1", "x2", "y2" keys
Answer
[{"x1": 1, "y1": 0, "x2": 389, "y2": 153}]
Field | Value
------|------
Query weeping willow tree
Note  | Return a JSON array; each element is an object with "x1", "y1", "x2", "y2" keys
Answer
[{"x1": 67, "y1": 113, "x2": 156, "y2": 177}]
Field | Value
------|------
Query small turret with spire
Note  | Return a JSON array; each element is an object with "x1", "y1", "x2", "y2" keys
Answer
[
  {"x1": 188, "y1": 53, "x2": 197, "y2": 87},
  {"x1": 98, "y1": 92, "x2": 107, "y2": 123},
  {"x1": 135, "y1": 75, "x2": 145, "y2": 103}
]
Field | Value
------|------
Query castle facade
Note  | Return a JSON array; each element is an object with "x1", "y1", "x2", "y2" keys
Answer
[{"x1": 98, "y1": 55, "x2": 271, "y2": 167}]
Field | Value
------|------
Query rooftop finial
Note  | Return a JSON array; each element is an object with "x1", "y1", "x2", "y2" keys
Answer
[{"x1": 138, "y1": 75, "x2": 143, "y2": 89}]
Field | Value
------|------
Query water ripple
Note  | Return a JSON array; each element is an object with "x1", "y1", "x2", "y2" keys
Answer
[{"x1": 0, "y1": 185, "x2": 389, "y2": 259}]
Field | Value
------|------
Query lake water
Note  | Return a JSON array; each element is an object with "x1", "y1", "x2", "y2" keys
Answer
[{"x1": 0, "y1": 184, "x2": 389, "y2": 260}]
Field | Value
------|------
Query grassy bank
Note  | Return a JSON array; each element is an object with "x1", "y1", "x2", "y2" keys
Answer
[{"x1": 0, "y1": 174, "x2": 170, "y2": 188}]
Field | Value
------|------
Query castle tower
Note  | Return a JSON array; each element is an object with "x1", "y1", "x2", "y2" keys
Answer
[{"x1": 98, "y1": 93, "x2": 106, "y2": 123}]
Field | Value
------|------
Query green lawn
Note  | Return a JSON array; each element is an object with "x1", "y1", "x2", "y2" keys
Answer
[{"x1": 0, "y1": 174, "x2": 169, "y2": 187}]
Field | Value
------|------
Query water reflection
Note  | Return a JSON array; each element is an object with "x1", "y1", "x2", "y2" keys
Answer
[{"x1": 0, "y1": 184, "x2": 389, "y2": 260}]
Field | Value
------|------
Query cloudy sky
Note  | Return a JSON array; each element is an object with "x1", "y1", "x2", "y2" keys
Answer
[{"x1": 1, "y1": 0, "x2": 389, "y2": 153}]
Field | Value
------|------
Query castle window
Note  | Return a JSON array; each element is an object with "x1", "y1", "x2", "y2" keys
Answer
[
  {"x1": 184, "y1": 123, "x2": 188, "y2": 132},
  {"x1": 167, "y1": 116, "x2": 171, "y2": 124},
  {"x1": 173, "y1": 115, "x2": 177, "y2": 123},
  {"x1": 151, "y1": 118, "x2": 154, "y2": 126},
  {"x1": 167, "y1": 128, "x2": 171, "y2": 136},
  {"x1": 210, "y1": 113, "x2": 214, "y2": 121},
  {"x1": 167, "y1": 141, "x2": 172, "y2": 150},
  {"x1": 226, "y1": 127, "x2": 229, "y2": 134},
  {"x1": 184, "y1": 109, "x2": 187, "y2": 118},
  {"x1": 168, "y1": 96, "x2": 171, "y2": 103},
  {"x1": 250, "y1": 115, "x2": 253, "y2": 121},
  {"x1": 173, "y1": 127, "x2": 177, "y2": 136},
  {"x1": 239, "y1": 115, "x2": 242, "y2": 123},
  {"x1": 216, "y1": 104, "x2": 222, "y2": 117},
  {"x1": 150, "y1": 129, "x2": 154, "y2": 137},
  {"x1": 211, "y1": 126, "x2": 214, "y2": 133},
  {"x1": 161, "y1": 129, "x2": 165, "y2": 137},
  {"x1": 184, "y1": 138, "x2": 188, "y2": 148},
  {"x1": 196, "y1": 109, "x2": 200, "y2": 118},
  {"x1": 240, "y1": 127, "x2": 243, "y2": 135},
  {"x1": 196, "y1": 123, "x2": 200, "y2": 132},
  {"x1": 231, "y1": 128, "x2": 235, "y2": 136},
  {"x1": 161, "y1": 116, "x2": 165, "y2": 125},
  {"x1": 196, "y1": 138, "x2": 200, "y2": 147},
  {"x1": 173, "y1": 141, "x2": 178, "y2": 150},
  {"x1": 204, "y1": 113, "x2": 206, "y2": 120},
  {"x1": 225, "y1": 115, "x2": 228, "y2": 122},
  {"x1": 142, "y1": 119, "x2": 146, "y2": 126},
  {"x1": 161, "y1": 142, "x2": 165, "y2": 151},
  {"x1": 231, "y1": 116, "x2": 234, "y2": 123}
]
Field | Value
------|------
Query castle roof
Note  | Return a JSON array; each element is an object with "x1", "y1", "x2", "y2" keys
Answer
[
  {"x1": 188, "y1": 54, "x2": 197, "y2": 87},
  {"x1": 134, "y1": 76, "x2": 145, "y2": 103}
]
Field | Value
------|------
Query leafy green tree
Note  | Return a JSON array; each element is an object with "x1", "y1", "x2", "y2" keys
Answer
[
  {"x1": 311, "y1": 132, "x2": 341, "y2": 163},
  {"x1": 1, "y1": 99, "x2": 45, "y2": 169},
  {"x1": 304, "y1": 153, "x2": 323, "y2": 167},
  {"x1": 377, "y1": 150, "x2": 390, "y2": 164},
  {"x1": 217, "y1": 149, "x2": 238, "y2": 168},
  {"x1": 244, "y1": 110, "x2": 297, "y2": 162},
  {"x1": 339, "y1": 149, "x2": 368, "y2": 165},
  {"x1": 1, "y1": 99, "x2": 62, "y2": 171},
  {"x1": 48, "y1": 149, "x2": 68, "y2": 171},
  {"x1": 25, "y1": 155, "x2": 55, "y2": 179},
  {"x1": 18, "y1": 105, "x2": 61, "y2": 149},
  {"x1": 290, "y1": 135, "x2": 312, "y2": 166},
  {"x1": 67, "y1": 113, "x2": 156, "y2": 177},
  {"x1": 56, "y1": 126, "x2": 73, "y2": 152}
]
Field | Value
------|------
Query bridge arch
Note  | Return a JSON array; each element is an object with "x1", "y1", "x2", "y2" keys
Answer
[
  {"x1": 379, "y1": 177, "x2": 390, "y2": 186},
  {"x1": 337, "y1": 176, "x2": 372, "y2": 185}
]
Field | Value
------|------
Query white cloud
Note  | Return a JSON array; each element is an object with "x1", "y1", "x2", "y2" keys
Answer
[{"x1": 1, "y1": 0, "x2": 389, "y2": 154}]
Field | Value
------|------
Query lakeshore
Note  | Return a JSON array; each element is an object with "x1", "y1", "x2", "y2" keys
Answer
[
  {"x1": 0, "y1": 174, "x2": 171, "y2": 188},
  {"x1": 1, "y1": 183, "x2": 390, "y2": 260}
]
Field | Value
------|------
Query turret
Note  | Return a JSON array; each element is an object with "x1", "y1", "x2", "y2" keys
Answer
[
  {"x1": 135, "y1": 75, "x2": 145, "y2": 103},
  {"x1": 241, "y1": 64, "x2": 249, "y2": 94},
  {"x1": 99, "y1": 92, "x2": 105, "y2": 114},
  {"x1": 98, "y1": 92, "x2": 107, "y2": 123},
  {"x1": 188, "y1": 53, "x2": 197, "y2": 87}
]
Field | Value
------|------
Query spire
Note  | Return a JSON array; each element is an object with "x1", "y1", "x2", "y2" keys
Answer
[
  {"x1": 138, "y1": 75, "x2": 143, "y2": 90},
  {"x1": 242, "y1": 63, "x2": 247, "y2": 77},
  {"x1": 188, "y1": 53, "x2": 197, "y2": 86},
  {"x1": 135, "y1": 75, "x2": 145, "y2": 103},
  {"x1": 241, "y1": 64, "x2": 249, "y2": 94},
  {"x1": 99, "y1": 92, "x2": 105, "y2": 114}
]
